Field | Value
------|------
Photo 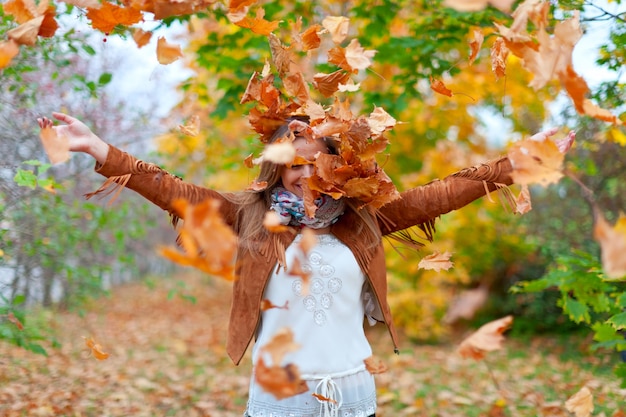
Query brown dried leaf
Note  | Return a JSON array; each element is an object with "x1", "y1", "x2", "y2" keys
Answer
[
  {"x1": 514, "y1": 184, "x2": 532, "y2": 214},
  {"x1": 364, "y1": 355, "x2": 388, "y2": 374},
  {"x1": 7, "y1": 15, "x2": 44, "y2": 46},
  {"x1": 300, "y1": 24, "x2": 322, "y2": 51},
  {"x1": 443, "y1": 285, "x2": 490, "y2": 324},
  {"x1": 261, "y1": 299, "x2": 289, "y2": 311},
  {"x1": 429, "y1": 76, "x2": 453, "y2": 97},
  {"x1": 565, "y1": 386, "x2": 594, "y2": 417},
  {"x1": 458, "y1": 315, "x2": 513, "y2": 360},
  {"x1": 159, "y1": 199, "x2": 237, "y2": 281},
  {"x1": 255, "y1": 358, "x2": 308, "y2": 400},
  {"x1": 418, "y1": 251, "x2": 453, "y2": 272},
  {"x1": 313, "y1": 70, "x2": 352, "y2": 98},
  {"x1": 344, "y1": 39, "x2": 376, "y2": 71},
  {"x1": 507, "y1": 137, "x2": 564, "y2": 186},
  {"x1": 468, "y1": 29, "x2": 484, "y2": 65},
  {"x1": 490, "y1": 37, "x2": 509, "y2": 80}
]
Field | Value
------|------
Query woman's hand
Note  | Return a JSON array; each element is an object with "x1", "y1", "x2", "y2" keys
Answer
[
  {"x1": 530, "y1": 127, "x2": 576, "y2": 154},
  {"x1": 37, "y1": 112, "x2": 109, "y2": 164}
]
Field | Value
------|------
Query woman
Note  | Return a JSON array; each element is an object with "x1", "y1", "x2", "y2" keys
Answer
[{"x1": 37, "y1": 112, "x2": 573, "y2": 417}]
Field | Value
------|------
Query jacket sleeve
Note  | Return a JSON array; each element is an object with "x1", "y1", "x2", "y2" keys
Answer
[
  {"x1": 378, "y1": 156, "x2": 514, "y2": 236},
  {"x1": 88, "y1": 144, "x2": 239, "y2": 226}
]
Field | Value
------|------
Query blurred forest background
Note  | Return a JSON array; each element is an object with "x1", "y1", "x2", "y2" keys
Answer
[{"x1": 1, "y1": 0, "x2": 625, "y2": 390}]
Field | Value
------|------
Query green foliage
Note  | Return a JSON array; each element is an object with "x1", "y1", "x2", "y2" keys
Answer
[
  {"x1": 1, "y1": 162, "x2": 149, "y2": 354},
  {"x1": 513, "y1": 250, "x2": 626, "y2": 385}
]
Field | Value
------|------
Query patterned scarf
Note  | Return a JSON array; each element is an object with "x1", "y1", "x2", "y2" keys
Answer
[{"x1": 270, "y1": 187, "x2": 345, "y2": 229}]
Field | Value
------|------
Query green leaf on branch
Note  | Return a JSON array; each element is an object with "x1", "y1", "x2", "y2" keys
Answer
[
  {"x1": 14, "y1": 169, "x2": 38, "y2": 189},
  {"x1": 607, "y1": 312, "x2": 626, "y2": 330},
  {"x1": 562, "y1": 295, "x2": 590, "y2": 324}
]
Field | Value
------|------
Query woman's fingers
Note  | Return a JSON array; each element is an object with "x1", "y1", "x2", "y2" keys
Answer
[
  {"x1": 556, "y1": 131, "x2": 576, "y2": 154},
  {"x1": 529, "y1": 127, "x2": 559, "y2": 141}
]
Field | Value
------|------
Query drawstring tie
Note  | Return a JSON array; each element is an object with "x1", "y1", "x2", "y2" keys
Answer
[
  {"x1": 302, "y1": 365, "x2": 365, "y2": 417},
  {"x1": 314, "y1": 376, "x2": 343, "y2": 417}
]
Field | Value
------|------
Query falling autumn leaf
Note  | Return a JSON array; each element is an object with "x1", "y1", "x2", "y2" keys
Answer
[
  {"x1": 0, "y1": 40, "x2": 20, "y2": 69},
  {"x1": 260, "y1": 299, "x2": 289, "y2": 311},
  {"x1": 39, "y1": 125, "x2": 70, "y2": 165},
  {"x1": 458, "y1": 315, "x2": 514, "y2": 360},
  {"x1": 178, "y1": 115, "x2": 200, "y2": 137},
  {"x1": 262, "y1": 141, "x2": 297, "y2": 164},
  {"x1": 322, "y1": 16, "x2": 350, "y2": 44},
  {"x1": 565, "y1": 386, "x2": 594, "y2": 417},
  {"x1": 514, "y1": 184, "x2": 532, "y2": 215},
  {"x1": 443, "y1": 285, "x2": 490, "y2": 324},
  {"x1": 263, "y1": 210, "x2": 290, "y2": 233},
  {"x1": 159, "y1": 199, "x2": 237, "y2": 280},
  {"x1": 132, "y1": 28, "x2": 152, "y2": 48},
  {"x1": 418, "y1": 251, "x2": 454, "y2": 272},
  {"x1": 468, "y1": 28, "x2": 484, "y2": 65},
  {"x1": 156, "y1": 36, "x2": 184, "y2": 65},
  {"x1": 231, "y1": 8, "x2": 280, "y2": 36},
  {"x1": 429, "y1": 76, "x2": 453, "y2": 97},
  {"x1": 507, "y1": 136, "x2": 564, "y2": 186},
  {"x1": 7, "y1": 15, "x2": 45, "y2": 46},
  {"x1": 85, "y1": 1, "x2": 143, "y2": 34},
  {"x1": 83, "y1": 336, "x2": 110, "y2": 360},
  {"x1": 490, "y1": 37, "x2": 509, "y2": 80},
  {"x1": 255, "y1": 328, "x2": 307, "y2": 399},
  {"x1": 593, "y1": 211, "x2": 626, "y2": 281},
  {"x1": 344, "y1": 39, "x2": 377, "y2": 72},
  {"x1": 364, "y1": 355, "x2": 388, "y2": 374}
]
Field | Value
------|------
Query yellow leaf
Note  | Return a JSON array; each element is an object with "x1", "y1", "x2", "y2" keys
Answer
[
  {"x1": 607, "y1": 128, "x2": 626, "y2": 145},
  {"x1": 418, "y1": 251, "x2": 454, "y2": 272}
]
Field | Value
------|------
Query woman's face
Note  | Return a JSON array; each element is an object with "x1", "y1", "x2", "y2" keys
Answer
[{"x1": 280, "y1": 137, "x2": 329, "y2": 197}]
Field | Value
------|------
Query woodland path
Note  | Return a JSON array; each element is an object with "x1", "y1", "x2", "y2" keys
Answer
[{"x1": 1, "y1": 273, "x2": 623, "y2": 417}]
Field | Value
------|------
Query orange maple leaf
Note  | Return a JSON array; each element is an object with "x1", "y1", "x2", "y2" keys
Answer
[
  {"x1": 313, "y1": 71, "x2": 352, "y2": 98},
  {"x1": 232, "y1": 8, "x2": 280, "y2": 36},
  {"x1": 0, "y1": 40, "x2": 20, "y2": 69},
  {"x1": 255, "y1": 328, "x2": 307, "y2": 399},
  {"x1": 457, "y1": 315, "x2": 514, "y2": 360},
  {"x1": 429, "y1": 76, "x2": 453, "y2": 97},
  {"x1": 159, "y1": 199, "x2": 238, "y2": 281},
  {"x1": 83, "y1": 336, "x2": 110, "y2": 360},
  {"x1": 263, "y1": 210, "x2": 290, "y2": 233},
  {"x1": 86, "y1": 1, "x2": 143, "y2": 34},
  {"x1": 156, "y1": 36, "x2": 183, "y2": 65}
]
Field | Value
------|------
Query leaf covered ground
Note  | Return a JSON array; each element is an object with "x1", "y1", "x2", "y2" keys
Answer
[{"x1": 1, "y1": 274, "x2": 624, "y2": 417}]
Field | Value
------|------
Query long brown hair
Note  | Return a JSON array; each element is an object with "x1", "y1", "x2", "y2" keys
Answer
[{"x1": 228, "y1": 118, "x2": 382, "y2": 254}]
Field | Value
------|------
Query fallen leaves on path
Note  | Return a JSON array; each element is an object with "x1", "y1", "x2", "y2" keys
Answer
[{"x1": 0, "y1": 274, "x2": 623, "y2": 416}]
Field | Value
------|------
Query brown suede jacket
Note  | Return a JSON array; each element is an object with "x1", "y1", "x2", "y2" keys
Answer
[{"x1": 94, "y1": 145, "x2": 514, "y2": 365}]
